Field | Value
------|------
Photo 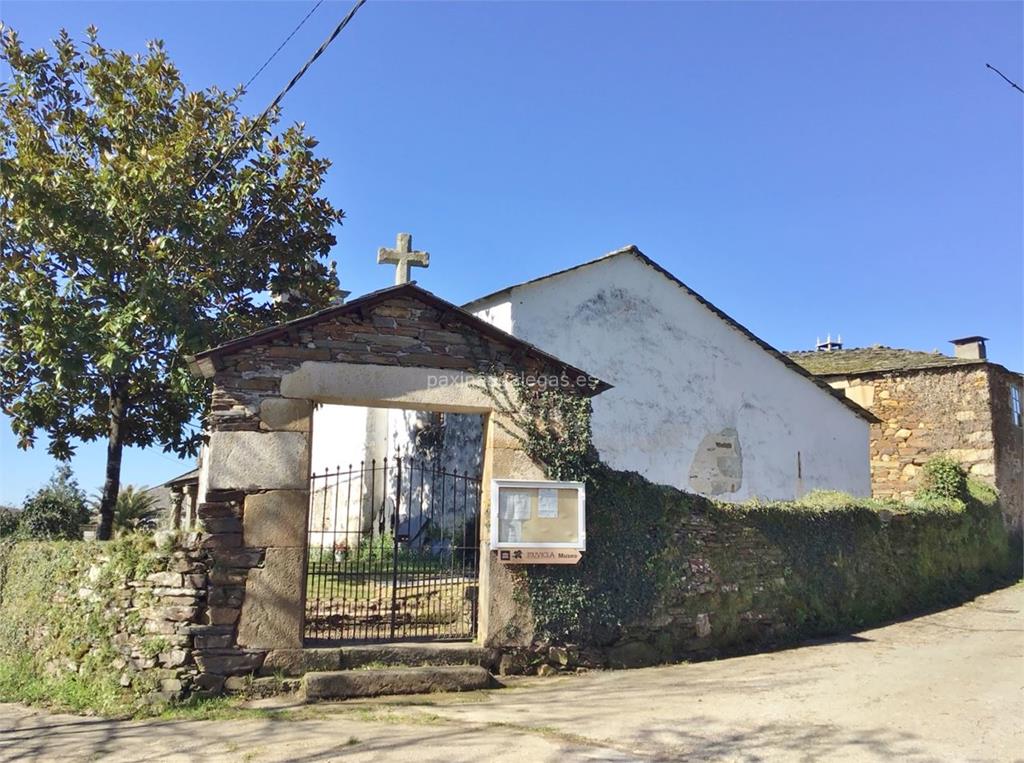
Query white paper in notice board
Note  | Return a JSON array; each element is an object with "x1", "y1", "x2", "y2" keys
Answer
[{"x1": 537, "y1": 488, "x2": 559, "y2": 518}]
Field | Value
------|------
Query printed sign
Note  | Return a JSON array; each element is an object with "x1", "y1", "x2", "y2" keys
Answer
[
  {"x1": 537, "y1": 488, "x2": 559, "y2": 518},
  {"x1": 498, "y1": 548, "x2": 582, "y2": 565},
  {"x1": 502, "y1": 490, "x2": 532, "y2": 520}
]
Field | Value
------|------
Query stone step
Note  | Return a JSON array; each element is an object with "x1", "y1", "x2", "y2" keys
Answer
[
  {"x1": 261, "y1": 642, "x2": 498, "y2": 677},
  {"x1": 303, "y1": 665, "x2": 495, "y2": 701}
]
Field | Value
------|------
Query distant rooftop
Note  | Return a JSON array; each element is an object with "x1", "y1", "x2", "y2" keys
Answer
[{"x1": 786, "y1": 346, "x2": 984, "y2": 376}]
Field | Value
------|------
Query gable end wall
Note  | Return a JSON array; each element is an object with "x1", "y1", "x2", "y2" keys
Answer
[{"x1": 471, "y1": 254, "x2": 870, "y2": 500}]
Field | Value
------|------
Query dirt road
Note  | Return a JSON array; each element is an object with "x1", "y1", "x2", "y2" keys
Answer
[{"x1": 1, "y1": 584, "x2": 1021, "y2": 762}]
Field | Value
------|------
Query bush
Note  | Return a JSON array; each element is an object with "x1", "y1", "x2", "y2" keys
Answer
[
  {"x1": 0, "y1": 507, "x2": 19, "y2": 538},
  {"x1": 18, "y1": 466, "x2": 90, "y2": 540},
  {"x1": 917, "y1": 457, "x2": 969, "y2": 502}
]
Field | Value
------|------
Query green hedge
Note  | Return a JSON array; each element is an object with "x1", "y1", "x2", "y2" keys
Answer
[
  {"x1": 0, "y1": 536, "x2": 167, "y2": 714},
  {"x1": 524, "y1": 465, "x2": 1018, "y2": 657}
]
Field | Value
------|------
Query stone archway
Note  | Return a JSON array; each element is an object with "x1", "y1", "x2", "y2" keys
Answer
[{"x1": 187, "y1": 283, "x2": 607, "y2": 675}]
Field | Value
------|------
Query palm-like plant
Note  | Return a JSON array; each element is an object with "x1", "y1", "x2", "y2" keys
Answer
[{"x1": 92, "y1": 485, "x2": 161, "y2": 534}]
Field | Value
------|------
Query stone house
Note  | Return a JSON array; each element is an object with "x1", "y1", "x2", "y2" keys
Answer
[
  {"x1": 788, "y1": 337, "x2": 1023, "y2": 533},
  {"x1": 464, "y1": 246, "x2": 876, "y2": 501}
]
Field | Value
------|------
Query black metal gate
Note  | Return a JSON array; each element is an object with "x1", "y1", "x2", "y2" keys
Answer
[{"x1": 304, "y1": 457, "x2": 481, "y2": 643}]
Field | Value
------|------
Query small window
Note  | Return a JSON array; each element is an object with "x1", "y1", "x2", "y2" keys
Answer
[{"x1": 1012, "y1": 385, "x2": 1022, "y2": 428}]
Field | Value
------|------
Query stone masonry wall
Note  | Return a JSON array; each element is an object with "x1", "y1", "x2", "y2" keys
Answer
[
  {"x1": 502, "y1": 466, "x2": 1017, "y2": 676},
  {"x1": 207, "y1": 296, "x2": 565, "y2": 435},
  {"x1": 126, "y1": 538, "x2": 211, "y2": 699},
  {"x1": 825, "y1": 364, "x2": 1023, "y2": 531},
  {"x1": 0, "y1": 535, "x2": 212, "y2": 707},
  {"x1": 830, "y1": 367, "x2": 993, "y2": 492},
  {"x1": 988, "y1": 366, "x2": 1024, "y2": 533}
]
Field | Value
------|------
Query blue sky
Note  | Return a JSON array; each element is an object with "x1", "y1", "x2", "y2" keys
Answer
[{"x1": 1, "y1": 1, "x2": 1021, "y2": 504}]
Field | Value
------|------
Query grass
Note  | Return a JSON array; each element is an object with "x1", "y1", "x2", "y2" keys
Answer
[
  {"x1": 304, "y1": 571, "x2": 476, "y2": 640},
  {"x1": 0, "y1": 662, "x2": 296, "y2": 722},
  {"x1": 305, "y1": 566, "x2": 475, "y2": 600},
  {"x1": 163, "y1": 699, "x2": 454, "y2": 727},
  {"x1": 154, "y1": 695, "x2": 313, "y2": 722},
  {"x1": 0, "y1": 655, "x2": 135, "y2": 718},
  {"x1": 764, "y1": 476, "x2": 998, "y2": 514},
  {"x1": 333, "y1": 704, "x2": 449, "y2": 726}
]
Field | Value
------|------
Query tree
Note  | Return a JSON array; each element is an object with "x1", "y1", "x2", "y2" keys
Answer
[
  {"x1": 0, "y1": 27, "x2": 345, "y2": 539},
  {"x1": 94, "y1": 484, "x2": 161, "y2": 534},
  {"x1": 0, "y1": 505, "x2": 19, "y2": 537},
  {"x1": 18, "y1": 465, "x2": 90, "y2": 540}
]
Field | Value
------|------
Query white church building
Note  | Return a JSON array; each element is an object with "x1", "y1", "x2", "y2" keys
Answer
[
  {"x1": 462, "y1": 245, "x2": 874, "y2": 500},
  {"x1": 308, "y1": 242, "x2": 873, "y2": 507}
]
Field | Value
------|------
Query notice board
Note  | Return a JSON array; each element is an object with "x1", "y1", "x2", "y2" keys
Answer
[{"x1": 490, "y1": 479, "x2": 586, "y2": 551}]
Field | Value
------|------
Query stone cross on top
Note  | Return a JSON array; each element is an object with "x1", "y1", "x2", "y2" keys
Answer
[{"x1": 378, "y1": 232, "x2": 429, "y2": 285}]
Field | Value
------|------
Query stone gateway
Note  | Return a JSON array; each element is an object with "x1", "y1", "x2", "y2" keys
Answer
[{"x1": 187, "y1": 282, "x2": 608, "y2": 667}]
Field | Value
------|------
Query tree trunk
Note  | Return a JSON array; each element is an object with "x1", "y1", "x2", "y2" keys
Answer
[{"x1": 97, "y1": 382, "x2": 127, "y2": 541}]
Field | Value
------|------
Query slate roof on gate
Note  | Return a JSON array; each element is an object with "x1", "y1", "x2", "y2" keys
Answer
[
  {"x1": 187, "y1": 282, "x2": 611, "y2": 395},
  {"x1": 462, "y1": 245, "x2": 879, "y2": 424},
  {"x1": 785, "y1": 347, "x2": 988, "y2": 377}
]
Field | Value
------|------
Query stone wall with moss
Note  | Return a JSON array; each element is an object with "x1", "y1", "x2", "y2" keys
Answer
[
  {"x1": 1, "y1": 467, "x2": 1017, "y2": 705},
  {"x1": 818, "y1": 364, "x2": 1022, "y2": 534},
  {"x1": 0, "y1": 534, "x2": 210, "y2": 713},
  {"x1": 502, "y1": 465, "x2": 1018, "y2": 674}
]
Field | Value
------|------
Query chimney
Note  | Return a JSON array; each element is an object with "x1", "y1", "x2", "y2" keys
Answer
[
  {"x1": 815, "y1": 333, "x2": 843, "y2": 352},
  {"x1": 949, "y1": 336, "x2": 988, "y2": 360}
]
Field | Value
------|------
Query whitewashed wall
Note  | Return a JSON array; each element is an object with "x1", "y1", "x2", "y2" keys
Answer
[
  {"x1": 471, "y1": 253, "x2": 870, "y2": 500},
  {"x1": 309, "y1": 403, "x2": 484, "y2": 546},
  {"x1": 311, "y1": 405, "x2": 484, "y2": 476},
  {"x1": 310, "y1": 403, "x2": 376, "y2": 476}
]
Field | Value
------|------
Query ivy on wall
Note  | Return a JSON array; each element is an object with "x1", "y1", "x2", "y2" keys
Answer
[
  {"x1": 525, "y1": 466, "x2": 685, "y2": 644},
  {"x1": 524, "y1": 463, "x2": 1017, "y2": 658},
  {"x1": 478, "y1": 370, "x2": 596, "y2": 481},
  {"x1": 475, "y1": 375, "x2": 1016, "y2": 662},
  {"x1": 917, "y1": 456, "x2": 970, "y2": 503}
]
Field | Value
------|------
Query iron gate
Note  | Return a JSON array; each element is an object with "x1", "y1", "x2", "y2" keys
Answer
[{"x1": 304, "y1": 457, "x2": 481, "y2": 643}]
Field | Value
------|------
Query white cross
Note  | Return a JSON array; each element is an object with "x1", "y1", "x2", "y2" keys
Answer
[{"x1": 377, "y1": 233, "x2": 429, "y2": 285}]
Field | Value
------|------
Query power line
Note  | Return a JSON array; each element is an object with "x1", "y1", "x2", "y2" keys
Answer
[
  {"x1": 243, "y1": 0, "x2": 325, "y2": 93},
  {"x1": 196, "y1": 0, "x2": 368, "y2": 191},
  {"x1": 985, "y1": 63, "x2": 1024, "y2": 95},
  {"x1": 261, "y1": 0, "x2": 367, "y2": 128}
]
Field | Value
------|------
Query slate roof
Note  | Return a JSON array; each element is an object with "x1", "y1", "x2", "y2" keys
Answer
[
  {"x1": 464, "y1": 246, "x2": 879, "y2": 424},
  {"x1": 143, "y1": 468, "x2": 199, "y2": 512},
  {"x1": 160, "y1": 467, "x2": 200, "y2": 487},
  {"x1": 786, "y1": 347, "x2": 986, "y2": 377},
  {"x1": 188, "y1": 282, "x2": 611, "y2": 395}
]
